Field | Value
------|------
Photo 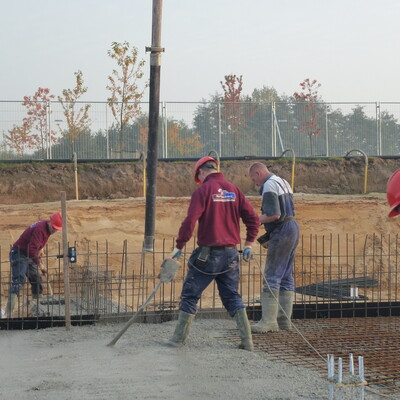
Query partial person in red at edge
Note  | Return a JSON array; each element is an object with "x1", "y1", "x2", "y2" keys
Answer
[
  {"x1": 165, "y1": 156, "x2": 260, "y2": 351},
  {"x1": 387, "y1": 169, "x2": 400, "y2": 218},
  {"x1": 5, "y1": 213, "x2": 62, "y2": 317}
]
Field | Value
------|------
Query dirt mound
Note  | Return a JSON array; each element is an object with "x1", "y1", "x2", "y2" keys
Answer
[
  {"x1": 1, "y1": 194, "x2": 398, "y2": 259},
  {"x1": 0, "y1": 158, "x2": 399, "y2": 204}
]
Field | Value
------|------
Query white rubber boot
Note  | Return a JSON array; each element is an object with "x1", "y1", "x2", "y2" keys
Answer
[
  {"x1": 277, "y1": 290, "x2": 294, "y2": 330},
  {"x1": 251, "y1": 291, "x2": 279, "y2": 333},
  {"x1": 164, "y1": 310, "x2": 195, "y2": 348}
]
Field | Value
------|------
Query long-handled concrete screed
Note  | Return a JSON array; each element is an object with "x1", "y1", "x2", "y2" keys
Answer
[{"x1": 107, "y1": 258, "x2": 180, "y2": 346}]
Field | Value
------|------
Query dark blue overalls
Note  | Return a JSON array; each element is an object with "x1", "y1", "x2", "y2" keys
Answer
[
  {"x1": 9, "y1": 248, "x2": 43, "y2": 295},
  {"x1": 180, "y1": 246, "x2": 245, "y2": 316},
  {"x1": 261, "y1": 175, "x2": 299, "y2": 292}
]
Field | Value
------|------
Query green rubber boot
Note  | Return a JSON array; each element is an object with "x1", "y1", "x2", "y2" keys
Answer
[
  {"x1": 277, "y1": 290, "x2": 294, "y2": 330},
  {"x1": 164, "y1": 310, "x2": 195, "y2": 348},
  {"x1": 234, "y1": 308, "x2": 254, "y2": 351},
  {"x1": 251, "y1": 291, "x2": 279, "y2": 333},
  {"x1": 6, "y1": 293, "x2": 18, "y2": 317}
]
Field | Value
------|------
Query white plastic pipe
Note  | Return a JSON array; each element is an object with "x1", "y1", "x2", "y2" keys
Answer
[
  {"x1": 329, "y1": 383, "x2": 334, "y2": 400},
  {"x1": 328, "y1": 354, "x2": 335, "y2": 380},
  {"x1": 349, "y1": 353, "x2": 354, "y2": 375},
  {"x1": 358, "y1": 356, "x2": 365, "y2": 382},
  {"x1": 338, "y1": 357, "x2": 343, "y2": 383}
]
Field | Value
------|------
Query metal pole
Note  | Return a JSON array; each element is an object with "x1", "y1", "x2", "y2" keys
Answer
[
  {"x1": 144, "y1": 0, "x2": 164, "y2": 252},
  {"x1": 61, "y1": 191, "x2": 71, "y2": 330}
]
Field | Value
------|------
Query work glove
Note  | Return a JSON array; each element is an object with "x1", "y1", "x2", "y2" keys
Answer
[
  {"x1": 170, "y1": 247, "x2": 182, "y2": 260},
  {"x1": 242, "y1": 246, "x2": 253, "y2": 262}
]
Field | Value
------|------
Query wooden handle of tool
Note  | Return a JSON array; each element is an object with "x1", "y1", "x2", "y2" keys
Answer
[{"x1": 107, "y1": 280, "x2": 162, "y2": 346}]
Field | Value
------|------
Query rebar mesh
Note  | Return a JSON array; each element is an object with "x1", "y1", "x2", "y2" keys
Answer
[
  {"x1": 222, "y1": 317, "x2": 400, "y2": 397},
  {"x1": 0, "y1": 233, "x2": 399, "y2": 323}
]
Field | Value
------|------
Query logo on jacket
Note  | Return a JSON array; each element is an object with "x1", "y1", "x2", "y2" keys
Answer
[{"x1": 212, "y1": 188, "x2": 236, "y2": 202}]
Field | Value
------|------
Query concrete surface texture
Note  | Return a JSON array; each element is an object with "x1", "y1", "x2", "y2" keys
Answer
[{"x1": 0, "y1": 319, "x2": 384, "y2": 400}]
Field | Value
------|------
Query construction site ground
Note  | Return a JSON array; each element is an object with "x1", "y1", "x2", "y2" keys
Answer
[
  {"x1": 1, "y1": 194, "x2": 398, "y2": 399},
  {"x1": 0, "y1": 318, "x2": 386, "y2": 400},
  {"x1": 1, "y1": 159, "x2": 400, "y2": 400}
]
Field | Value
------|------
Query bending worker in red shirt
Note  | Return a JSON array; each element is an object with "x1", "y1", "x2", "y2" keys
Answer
[
  {"x1": 6, "y1": 212, "x2": 63, "y2": 317},
  {"x1": 165, "y1": 156, "x2": 259, "y2": 351}
]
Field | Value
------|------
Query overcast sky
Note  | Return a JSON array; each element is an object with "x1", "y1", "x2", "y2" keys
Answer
[{"x1": 1, "y1": 0, "x2": 399, "y2": 103}]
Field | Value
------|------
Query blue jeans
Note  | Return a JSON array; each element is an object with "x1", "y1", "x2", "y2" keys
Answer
[
  {"x1": 264, "y1": 220, "x2": 299, "y2": 292},
  {"x1": 9, "y1": 248, "x2": 43, "y2": 295},
  {"x1": 180, "y1": 247, "x2": 245, "y2": 317}
]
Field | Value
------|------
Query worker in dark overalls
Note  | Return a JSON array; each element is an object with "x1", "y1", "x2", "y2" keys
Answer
[{"x1": 249, "y1": 162, "x2": 299, "y2": 333}]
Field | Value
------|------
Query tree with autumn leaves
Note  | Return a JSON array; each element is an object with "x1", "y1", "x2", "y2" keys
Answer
[
  {"x1": 5, "y1": 120, "x2": 34, "y2": 156},
  {"x1": 137, "y1": 115, "x2": 202, "y2": 157},
  {"x1": 58, "y1": 70, "x2": 91, "y2": 154},
  {"x1": 107, "y1": 41, "x2": 148, "y2": 158},
  {"x1": 6, "y1": 87, "x2": 56, "y2": 157},
  {"x1": 293, "y1": 78, "x2": 322, "y2": 156},
  {"x1": 220, "y1": 74, "x2": 244, "y2": 156},
  {"x1": 219, "y1": 74, "x2": 257, "y2": 156}
]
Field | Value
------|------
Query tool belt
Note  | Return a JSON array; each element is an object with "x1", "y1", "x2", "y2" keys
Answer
[
  {"x1": 209, "y1": 245, "x2": 236, "y2": 251},
  {"x1": 196, "y1": 245, "x2": 236, "y2": 267}
]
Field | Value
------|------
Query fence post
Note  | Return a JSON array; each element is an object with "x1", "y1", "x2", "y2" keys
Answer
[
  {"x1": 325, "y1": 104, "x2": 329, "y2": 157},
  {"x1": 72, "y1": 152, "x2": 79, "y2": 200},
  {"x1": 271, "y1": 102, "x2": 276, "y2": 157},
  {"x1": 376, "y1": 101, "x2": 381, "y2": 156},
  {"x1": 47, "y1": 101, "x2": 52, "y2": 160},
  {"x1": 218, "y1": 102, "x2": 222, "y2": 157},
  {"x1": 163, "y1": 102, "x2": 168, "y2": 158},
  {"x1": 105, "y1": 102, "x2": 109, "y2": 159}
]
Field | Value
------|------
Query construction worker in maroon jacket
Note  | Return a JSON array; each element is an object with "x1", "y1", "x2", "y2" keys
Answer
[
  {"x1": 387, "y1": 169, "x2": 400, "y2": 218},
  {"x1": 165, "y1": 156, "x2": 259, "y2": 351},
  {"x1": 6, "y1": 212, "x2": 62, "y2": 317}
]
